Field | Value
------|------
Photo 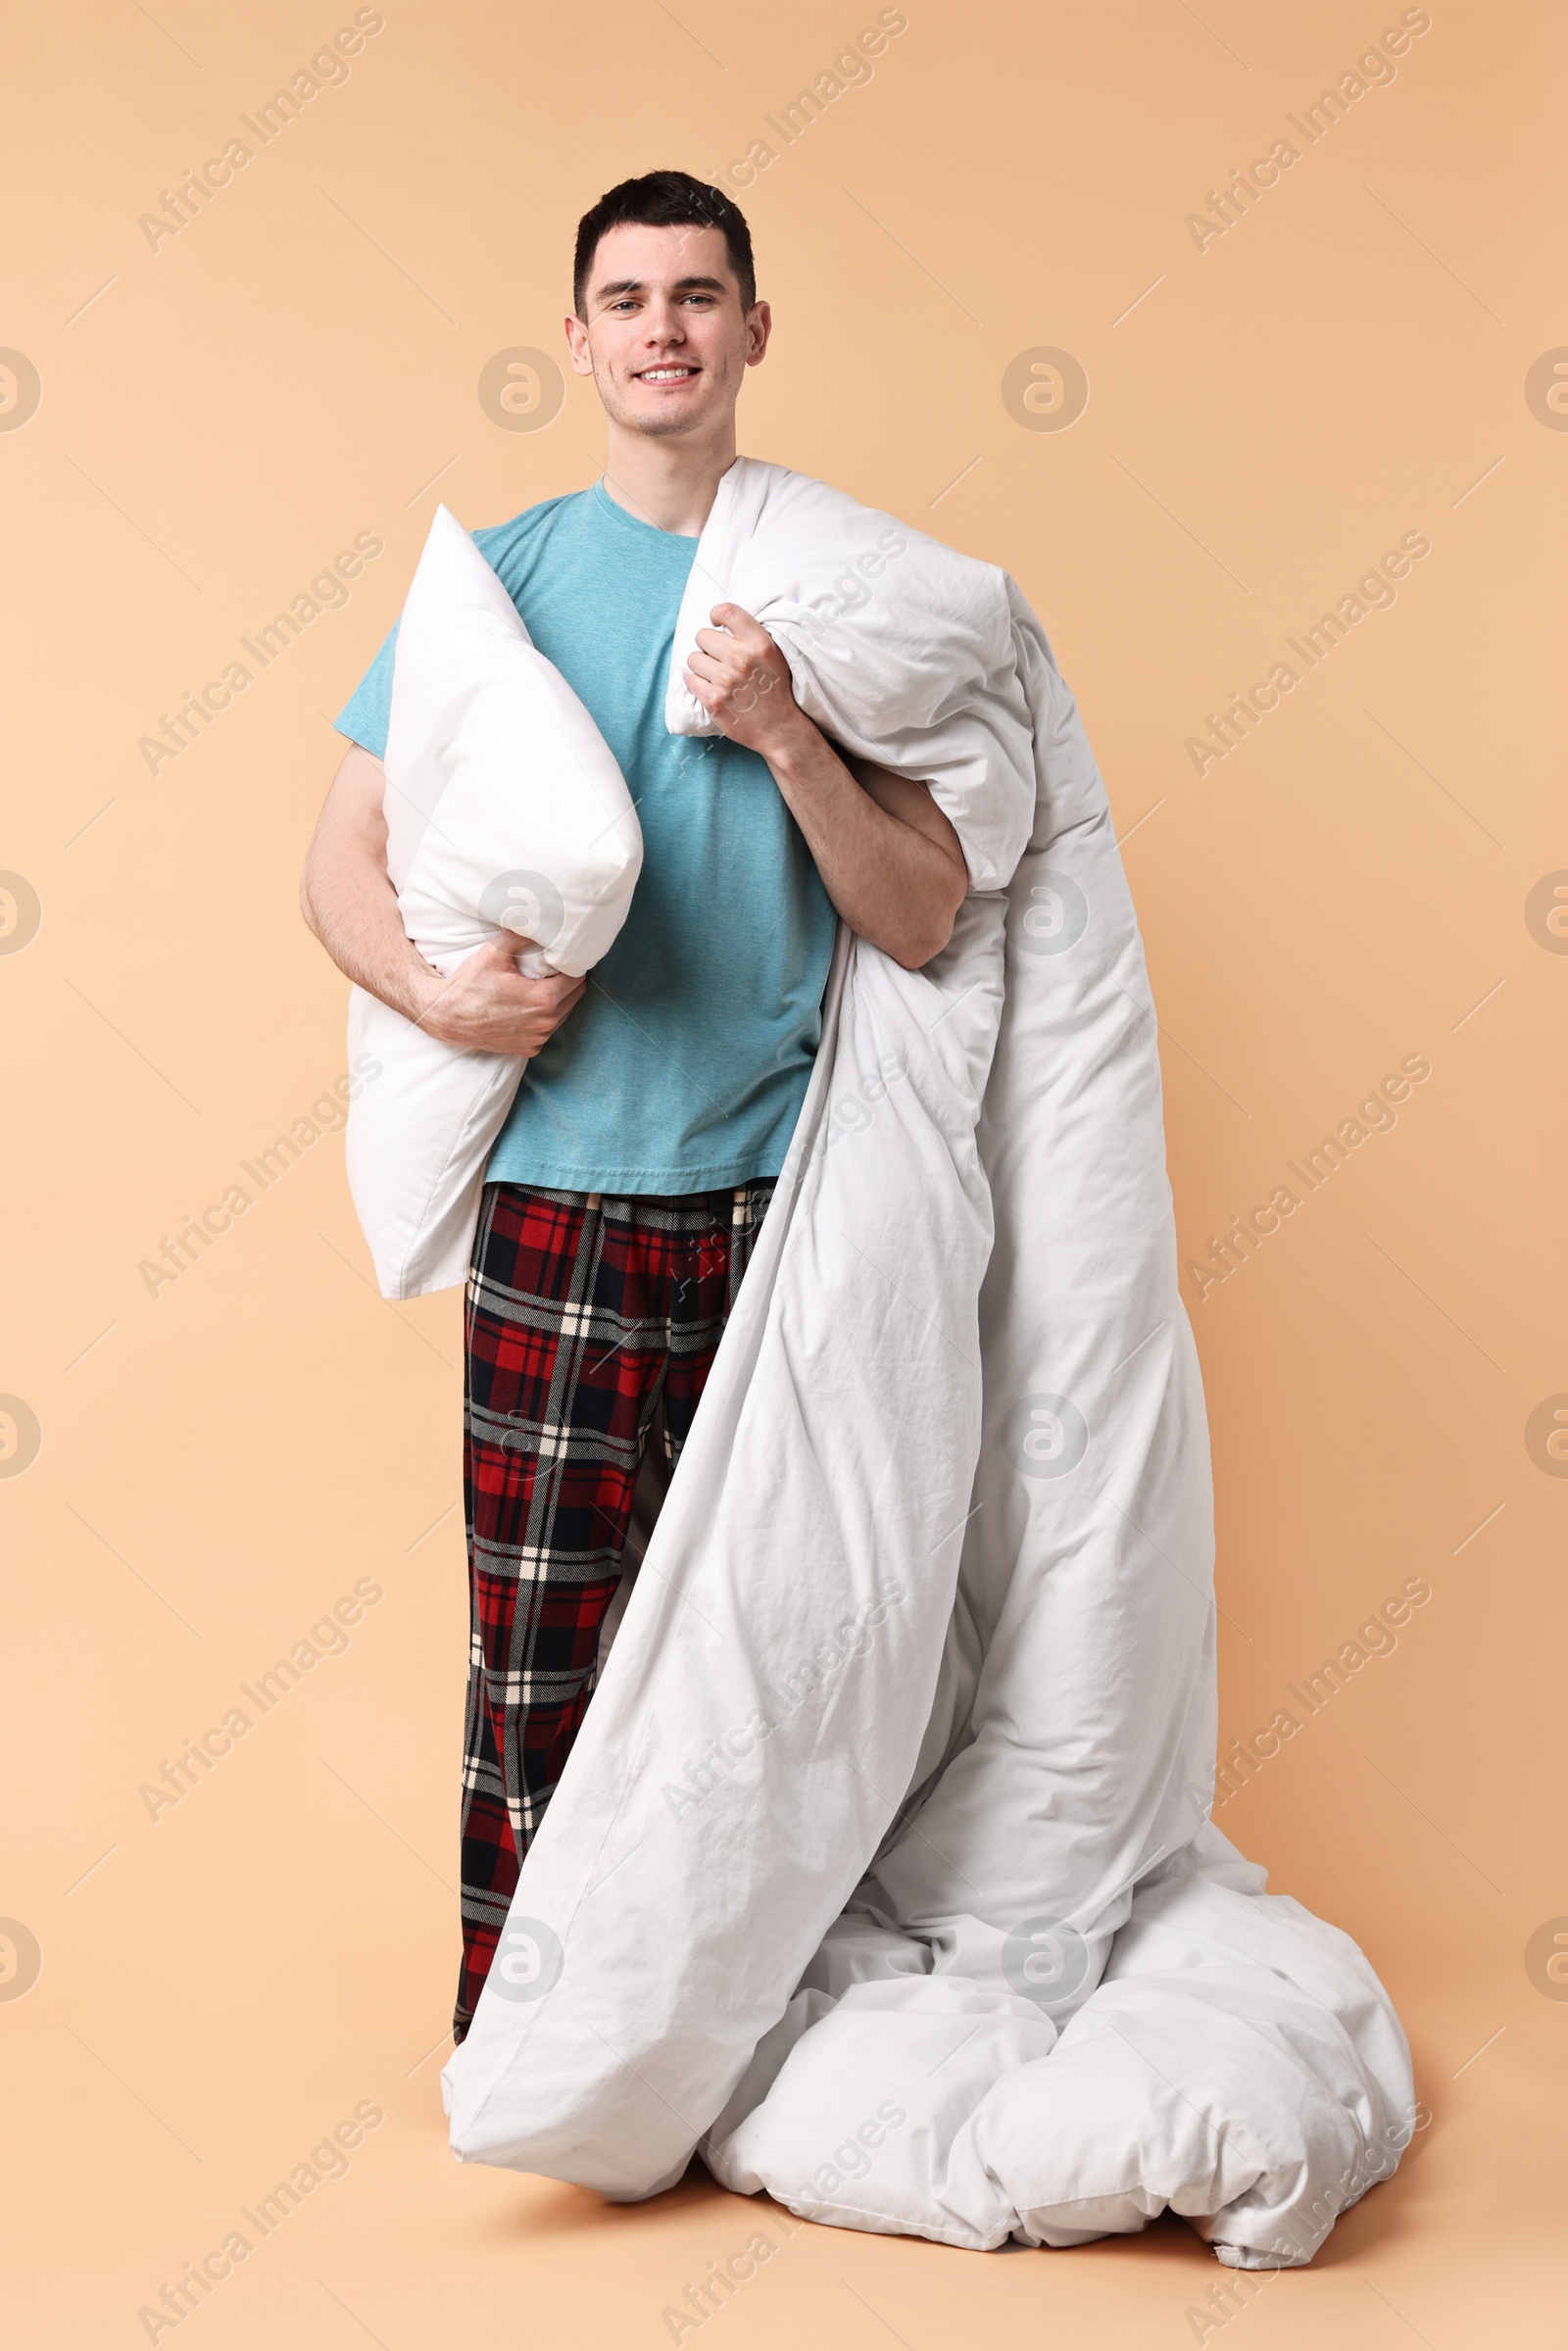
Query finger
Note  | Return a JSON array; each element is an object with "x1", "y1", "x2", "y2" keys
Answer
[
  {"x1": 477, "y1": 929, "x2": 537, "y2": 960},
  {"x1": 483, "y1": 940, "x2": 563, "y2": 988},
  {"x1": 691, "y1": 633, "x2": 754, "y2": 670},
  {"x1": 710, "y1": 601, "x2": 758, "y2": 630},
  {"x1": 698, "y1": 624, "x2": 761, "y2": 662},
  {"x1": 520, "y1": 965, "x2": 580, "y2": 1001}
]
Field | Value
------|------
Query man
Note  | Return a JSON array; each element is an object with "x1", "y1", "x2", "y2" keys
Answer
[{"x1": 301, "y1": 171, "x2": 968, "y2": 2039}]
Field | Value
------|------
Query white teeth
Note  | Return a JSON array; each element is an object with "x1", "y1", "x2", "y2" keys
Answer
[{"x1": 640, "y1": 367, "x2": 694, "y2": 381}]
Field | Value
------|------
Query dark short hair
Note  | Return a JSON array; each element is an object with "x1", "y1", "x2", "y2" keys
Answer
[{"x1": 572, "y1": 171, "x2": 757, "y2": 318}]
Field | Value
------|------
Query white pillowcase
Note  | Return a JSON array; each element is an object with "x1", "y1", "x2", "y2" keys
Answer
[{"x1": 344, "y1": 505, "x2": 642, "y2": 1298}]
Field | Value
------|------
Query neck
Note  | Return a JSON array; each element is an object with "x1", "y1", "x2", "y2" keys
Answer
[{"x1": 598, "y1": 415, "x2": 737, "y2": 538}]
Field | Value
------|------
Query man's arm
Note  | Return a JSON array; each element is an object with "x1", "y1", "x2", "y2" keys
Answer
[
  {"x1": 299, "y1": 742, "x2": 584, "y2": 1054},
  {"x1": 683, "y1": 605, "x2": 970, "y2": 970}
]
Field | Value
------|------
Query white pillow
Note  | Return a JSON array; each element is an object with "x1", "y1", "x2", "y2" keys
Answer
[{"x1": 344, "y1": 505, "x2": 641, "y2": 1299}]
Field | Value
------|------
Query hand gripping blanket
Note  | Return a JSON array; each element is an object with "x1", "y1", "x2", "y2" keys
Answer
[{"x1": 434, "y1": 460, "x2": 1416, "y2": 2264}]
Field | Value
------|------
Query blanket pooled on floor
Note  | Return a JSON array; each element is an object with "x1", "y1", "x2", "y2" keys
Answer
[{"x1": 421, "y1": 458, "x2": 1414, "y2": 2263}]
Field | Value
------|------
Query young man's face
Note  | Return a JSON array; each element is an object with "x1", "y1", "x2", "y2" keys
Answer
[{"x1": 564, "y1": 221, "x2": 768, "y2": 441}]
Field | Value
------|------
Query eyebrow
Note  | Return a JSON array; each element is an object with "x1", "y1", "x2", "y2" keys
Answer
[{"x1": 592, "y1": 274, "x2": 728, "y2": 300}]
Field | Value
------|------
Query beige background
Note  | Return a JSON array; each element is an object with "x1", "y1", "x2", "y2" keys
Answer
[{"x1": 3, "y1": 2, "x2": 1563, "y2": 2342}]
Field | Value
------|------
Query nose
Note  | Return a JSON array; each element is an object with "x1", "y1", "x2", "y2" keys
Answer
[{"x1": 640, "y1": 299, "x2": 687, "y2": 346}]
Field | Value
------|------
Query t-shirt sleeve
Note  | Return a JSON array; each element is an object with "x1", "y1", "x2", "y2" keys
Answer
[{"x1": 333, "y1": 617, "x2": 401, "y2": 759}]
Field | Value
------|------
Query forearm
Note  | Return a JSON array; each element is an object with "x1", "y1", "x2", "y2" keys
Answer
[
  {"x1": 765, "y1": 720, "x2": 965, "y2": 969},
  {"x1": 300, "y1": 835, "x2": 441, "y2": 1025},
  {"x1": 683, "y1": 605, "x2": 967, "y2": 967},
  {"x1": 300, "y1": 744, "x2": 586, "y2": 1055}
]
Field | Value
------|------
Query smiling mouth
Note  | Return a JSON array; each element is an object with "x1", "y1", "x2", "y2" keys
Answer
[{"x1": 634, "y1": 365, "x2": 700, "y2": 384}]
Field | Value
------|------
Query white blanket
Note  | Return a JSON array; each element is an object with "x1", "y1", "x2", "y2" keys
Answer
[{"x1": 435, "y1": 460, "x2": 1415, "y2": 2263}]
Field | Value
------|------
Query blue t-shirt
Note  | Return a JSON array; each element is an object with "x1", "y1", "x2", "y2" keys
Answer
[{"x1": 335, "y1": 483, "x2": 838, "y2": 1194}]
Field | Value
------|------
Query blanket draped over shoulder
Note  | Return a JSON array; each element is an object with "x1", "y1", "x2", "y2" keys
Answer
[{"x1": 434, "y1": 460, "x2": 1415, "y2": 2263}]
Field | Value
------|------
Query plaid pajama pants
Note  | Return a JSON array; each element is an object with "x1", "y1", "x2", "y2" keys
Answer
[{"x1": 455, "y1": 1176, "x2": 775, "y2": 2039}]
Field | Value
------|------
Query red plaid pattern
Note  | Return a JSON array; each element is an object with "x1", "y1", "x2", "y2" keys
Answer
[{"x1": 455, "y1": 1177, "x2": 773, "y2": 2038}]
